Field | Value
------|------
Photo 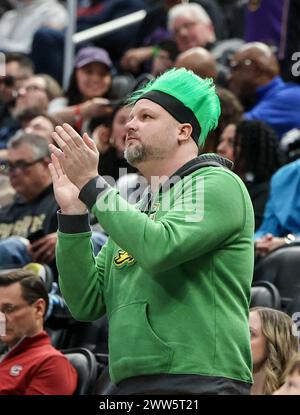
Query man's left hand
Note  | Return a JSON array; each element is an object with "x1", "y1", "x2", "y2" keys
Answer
[{"x1": 49, "y1": 123, "x2": 99, "y2": 190}]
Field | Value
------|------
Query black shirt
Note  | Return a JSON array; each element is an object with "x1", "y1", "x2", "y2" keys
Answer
[{"x1": 0, "y1": 184, "x2": 58, "y2": 240}]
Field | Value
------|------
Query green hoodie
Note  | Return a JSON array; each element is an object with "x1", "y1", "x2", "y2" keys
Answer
[{"x1": 56, "y1": 156, "x2": 254, "y2": 386}]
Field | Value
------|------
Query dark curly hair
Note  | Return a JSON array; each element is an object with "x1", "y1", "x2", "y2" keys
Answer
[{"x1": 233, "y1": 120, "x2": 285, "y2": 182}]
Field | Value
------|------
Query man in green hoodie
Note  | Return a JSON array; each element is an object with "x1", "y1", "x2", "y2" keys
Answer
[{"x1": 49, "y1": 68, "x2": 254, "y2": 394}]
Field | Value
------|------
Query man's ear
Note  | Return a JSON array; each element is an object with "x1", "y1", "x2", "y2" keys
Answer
[
  {"x1": 178, "y1": 123, "x2": 193, "y2": 143},
  {"x1": 34, "y1": 298, "x2": 46, "y2": 319}
]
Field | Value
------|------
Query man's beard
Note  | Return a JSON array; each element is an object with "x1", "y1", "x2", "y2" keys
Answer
[{"x1": 124, "y1": 142, "x2": 163, "y2": 166}]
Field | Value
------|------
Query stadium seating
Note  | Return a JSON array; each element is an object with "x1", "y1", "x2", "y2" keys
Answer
[
  {"x1": 254, "y1": 244, "x2": 300, "y2": 311},
  {"x1": 250, "y1": 281, "x2": 281, "y2": 310},
  {"x1": 62, "y1": 347, "x2": 99, "y2": 395}
]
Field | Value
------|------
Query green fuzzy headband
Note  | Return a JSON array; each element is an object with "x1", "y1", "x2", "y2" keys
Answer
[{"x1": 127, "y1": 68, "x2": 221, "y2": 146}]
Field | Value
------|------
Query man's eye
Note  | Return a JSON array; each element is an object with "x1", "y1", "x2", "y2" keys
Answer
[
  {"x1": 2, "y1": 305, "x2": 14, "y2": 313},
  {"x1": 142, "y1": 114, "x2": 151, "y2": 120}
]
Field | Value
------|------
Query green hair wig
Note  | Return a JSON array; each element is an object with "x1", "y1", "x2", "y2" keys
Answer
[{"x1": 127, "y1": 68, "x2": 221, "y2": 146}]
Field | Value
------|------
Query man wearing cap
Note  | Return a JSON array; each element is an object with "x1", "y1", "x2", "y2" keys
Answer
[{"x1": 49, "y1": 68, "x2": 254, "y2": 394}]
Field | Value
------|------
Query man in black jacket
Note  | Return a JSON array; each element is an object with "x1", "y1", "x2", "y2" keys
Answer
[{"x1": 0, "y1": 132, "x2": 58, "y2": 267}]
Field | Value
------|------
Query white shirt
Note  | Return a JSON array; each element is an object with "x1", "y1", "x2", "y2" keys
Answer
[{"x1": 0, "y1": 0, "x2": 68, "y2": 53}]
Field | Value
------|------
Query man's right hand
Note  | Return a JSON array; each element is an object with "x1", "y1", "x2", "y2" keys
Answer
[
  {"x1": 48, "y1": 153, "x2": 87, "y2": 215},
  {"x1": 50, "y1": 124, "x2": 99, "y2": 191}
]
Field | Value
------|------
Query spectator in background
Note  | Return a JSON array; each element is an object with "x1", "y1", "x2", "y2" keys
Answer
[
  {"x1": 15, "y1": 108, "x2": 49, "y2": 133},
  {"x1": 0, "y1": 0, "x2": 68, "y2": 55},
  {"x1": 151, "y1": 39, "x2": 179, "y2": 77},
  {"x1": 175, "y1": 46, "x2": 231, "y2": 89},
  {"x1": 25, "y1": 113, "x2": 59, "y2": 145},
  {"x1": 52, "y1": 47, "x2": 114, "y2": 132},
  {"x1": 229, "y1": 42, "x2": 300, "y2": 138},
  {"x1": 273, "y1": 353, "x2": 300, "y2": 395},
  {"x1": 0, "y1": 52, "x2": 35, "y2": 206},
  {"x1": 0, "y1": 53, "x2": 34, "y2": 155},
  {"x1": 0, "y1": 53, "x2": 34, "y2": 115},
  {"x1": 0, "y1": 133, "x2": 58, "y2": 268},
  {"x1": 0, "y1": 73, "x2": 62, "y2": 153},
  {"x1": 168, "y1": 2, "x2": 216, "y2": 54},
  {"x1": 0, "y1": 270, "x2": 77, "y2": 395},
  {"x1": 14, "y1": 74, "x2": 62, "y2": 118},
  {"x1": 249, "y1": 307, "x2": 298, "y2": 395},
  {"x1": 255, "y1": 158, "x2": 300, "y2": 254},
  {"x1": 217, "y1": 120, "x2": 284, "y2": 230},
  {"x1": 121, "y1": 0, "x2": 224, "y2": 75},
  {"x1": 175, "y1": 47, "x2": 217, "y2": 80},
  {"x1": 0, "y1": 130, "x2": 107, "y2": 267},
  {"x1": 168, "y1": 2, "x2": 237, "y2": 86}
]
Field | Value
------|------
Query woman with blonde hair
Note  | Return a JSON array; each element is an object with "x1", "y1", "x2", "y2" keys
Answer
[{"x1": 249, "y1": 307, "x2": 298, "y2": 395}]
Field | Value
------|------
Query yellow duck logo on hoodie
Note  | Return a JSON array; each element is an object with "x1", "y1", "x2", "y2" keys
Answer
[{"x1": 114, "y1": 250, "x2": 135, "y2": 267}]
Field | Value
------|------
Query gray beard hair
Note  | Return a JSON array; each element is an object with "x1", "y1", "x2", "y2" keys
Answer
[
  {"x1": 124, "y1": 141, "x2": 167, "y2": 166},
  {"x1": 124, "y1": 144, "x2": 146, "y2": 166}
]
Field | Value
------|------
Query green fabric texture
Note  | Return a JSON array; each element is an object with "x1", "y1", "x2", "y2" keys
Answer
[
  {"x1": 57, "y1": 167, "x2": 254, "y2": 385},
  {"x1": 126, "y1": 68, "x2": 221, "y2": 145}
]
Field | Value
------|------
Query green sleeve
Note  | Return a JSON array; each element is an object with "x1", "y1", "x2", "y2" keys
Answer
[
  {"x1": 57, "y1": 231, "x2": 107, "y2": 321},
  {"x1": 91, "y1": 169, "x2": 252, "y2": 273}
]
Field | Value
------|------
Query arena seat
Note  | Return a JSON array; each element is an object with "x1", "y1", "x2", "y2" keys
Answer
[
  {"x1": 93, "y1": 365, "x2": 117, "y2": 395},
  {"x1": 250, "y1": 281, "x2": 281, "y2": 310},
  {"x1": 254, "y1": 244, "x2": 300, "y2": 310},
  {"x1": 62, "y1": 347, "x2": 99, "y2": 395}
]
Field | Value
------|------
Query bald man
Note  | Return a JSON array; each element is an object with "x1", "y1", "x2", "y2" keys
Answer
[
  {"x1": 175, "y1": 47, "x2": 217, "y2": 79},
  {"x1": 229, "y1": 42, "x2": 300, "y2": 138}
]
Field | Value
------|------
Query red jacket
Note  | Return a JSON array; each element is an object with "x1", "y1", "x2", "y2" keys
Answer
[{"x1": 0, "y1": 331, "x2": 77, "y2": 395}]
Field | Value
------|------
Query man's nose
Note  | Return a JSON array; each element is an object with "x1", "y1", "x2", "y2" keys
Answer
[
  {"x1": 125, "y1": 117, "x2": 136, "y2": 132},
  {"x1": 17, "y1": 87, "x2": 26, "y2": 97},
  {"x1": 217, "y1": 142, "x2": 225, "y2": 155},
  {"x1": 176, "y1": 26, "x2": 188, "y2": 37}
]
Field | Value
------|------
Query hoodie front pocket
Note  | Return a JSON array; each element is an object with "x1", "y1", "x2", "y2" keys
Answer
[{"x1": 109, "y1": 301, "x2": 173, "y2": 384}]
